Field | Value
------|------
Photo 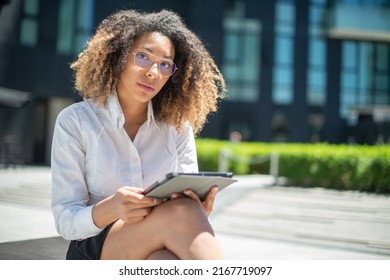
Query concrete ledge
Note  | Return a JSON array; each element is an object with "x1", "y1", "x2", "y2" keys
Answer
[{"x1": 0, "y1": 237, "x2": 69, "y2": 260}]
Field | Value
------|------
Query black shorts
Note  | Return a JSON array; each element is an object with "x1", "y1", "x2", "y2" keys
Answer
[{"x1": 66, "y1": 223, "x2": 114, "y2": 260}]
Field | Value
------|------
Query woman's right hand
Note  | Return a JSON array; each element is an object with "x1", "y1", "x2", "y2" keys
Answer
[{"x1": 110, "y1": 186, "x2": 164, "y2": 224}]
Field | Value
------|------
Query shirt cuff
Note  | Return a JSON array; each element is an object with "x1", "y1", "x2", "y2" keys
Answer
[{"x1": 75, "y1": 204, "x2": 104, "y2": 239}]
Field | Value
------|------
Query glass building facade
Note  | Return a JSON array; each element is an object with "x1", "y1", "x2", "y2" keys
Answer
[
  {"x1": 0, "y1": 0, "x2": 389, "y2": 165},
  {"x1": 219, "y1": 0, "x2": 390, "y2": 144}
]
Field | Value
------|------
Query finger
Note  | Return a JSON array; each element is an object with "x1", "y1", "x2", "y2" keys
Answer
[
  {"x1": 171, "y1": 192, "x2": 185, "y2": 199},
  {"x1": 143, "y1": 196, "x2": 166, "y2": 205},
  {"x1": 133, "y1": 207, "x2": 152, "y2": 217},
  {"x1": 120, "y1": 188, "x2": 165, "y2": 205},
  {"x1": 203, "y1": 186, "x2": 219, "y2": 213},
  {"x1": 123, "y1": 216, "x2": 145, "y2": 224},
  {"x1": 118, "y1": 187, "x2": 146, "y2": 202},
  {"x1": 122, "y1": 207, "x2": 152, "y2": 223},
  {"x1": 122, "y1": 186, "x2": 145, "y2": 194},
  {"x1": 130, "y1": 196, "x2": 165, "y2": 208},
  {"x1": 183, "y1": 189, "x2": 201, "y2": 203}
]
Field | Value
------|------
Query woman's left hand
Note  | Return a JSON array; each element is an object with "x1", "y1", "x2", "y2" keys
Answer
[{"x1": 171, "y1": 186, "x2": 218, "y2": 216}]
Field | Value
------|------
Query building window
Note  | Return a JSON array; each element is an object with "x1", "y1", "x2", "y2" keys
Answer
[
  {"x1": 57, "y1": 0, "x2": 94, "y2": 55},
  {"x1": 20, "y1": 0, "x2": 40, "y2": 47},
  {"x1": 375, "y1": 43, "x2": 389, "y2": 104},
  {"x1": 222, "y1": 0, "x2": 261, "y2": 102},
  {"x1": 272, "y1": 0, "x2": 295, "y2": 105},
  {"x1": 340, "y1": 41, "x2": 390, "y2": 120},
  {"x1": 307, "y1": 0, "x2": 327, "y2": 106}
]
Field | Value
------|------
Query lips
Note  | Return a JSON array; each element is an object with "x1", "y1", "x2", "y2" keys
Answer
[{"x1": 138, "y1": 82, "x2": 155, "y2": 92}]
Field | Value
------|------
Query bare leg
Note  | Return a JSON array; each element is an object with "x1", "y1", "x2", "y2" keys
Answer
[
  {"x1": 147, "y1": 249, "x2": 179, "y2": 260},
  {"x1": 100, "y1": 198, "x2": 223, "y2": 260}
]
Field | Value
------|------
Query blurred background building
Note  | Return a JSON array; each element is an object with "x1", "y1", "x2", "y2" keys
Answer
[{"x1": 0, "y1": 0, "x2": 389, "y2": 166}]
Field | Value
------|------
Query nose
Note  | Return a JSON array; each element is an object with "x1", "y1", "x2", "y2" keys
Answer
[{"x1": 146, "y1": 62, "x2": 159, "y2": 78}]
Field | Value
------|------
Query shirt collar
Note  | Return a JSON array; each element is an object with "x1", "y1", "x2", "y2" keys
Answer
[
  {"x1": 107, "y1": 93, "x2": 159, "y2": 130},
  {"x1": 146, "y1": 100, "x2": 159, "y2": 130}
]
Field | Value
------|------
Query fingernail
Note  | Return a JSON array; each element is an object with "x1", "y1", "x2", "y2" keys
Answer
[{"x1": 184, "y1": 190, "x2": 190, "y2": 195}]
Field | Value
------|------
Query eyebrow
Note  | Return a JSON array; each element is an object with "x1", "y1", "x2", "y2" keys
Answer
[{"x1": 142, "y1": 46, "x2": 174, "y2": 60}]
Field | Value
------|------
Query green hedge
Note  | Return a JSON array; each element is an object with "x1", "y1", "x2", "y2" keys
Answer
[{"x1": 196, "y1": 138, "x2": 390, "y2": 194}]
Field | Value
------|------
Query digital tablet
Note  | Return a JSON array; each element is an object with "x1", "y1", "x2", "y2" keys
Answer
[{"x1": 144, "y1": 172, "x2": 238, "y2": 200}]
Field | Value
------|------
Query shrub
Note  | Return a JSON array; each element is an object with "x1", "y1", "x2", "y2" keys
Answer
[{"x1": 195, "y1": 138, "x2": 390, "y2": 194}]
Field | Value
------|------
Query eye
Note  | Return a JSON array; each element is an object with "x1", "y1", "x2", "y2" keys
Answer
[
  {"x1": 135, "y1": 52, "x2": 149, "y2": 61},
  {"x1": 160, "y1": 61, "x2": 172, "y2": 69}
]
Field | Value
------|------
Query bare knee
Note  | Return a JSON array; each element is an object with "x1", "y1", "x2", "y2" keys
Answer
[
  {"x1": 150, "y1": 198, "x2": 212, "y2": 233},
  {"x1": 155, "y1": 198, "x2": 207, "y2": 222},
  {"x1": 149, "y1": 198, "x2": 221, "y2": 259}
]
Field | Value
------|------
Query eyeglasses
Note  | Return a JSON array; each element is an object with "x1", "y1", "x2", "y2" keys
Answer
[{"x1": 132, "y1": 52, "x2": 177, "y2": 77}]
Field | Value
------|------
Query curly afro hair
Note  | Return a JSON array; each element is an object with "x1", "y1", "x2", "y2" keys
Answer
[{"x1": 70, "y1": 9, "x2": 226, "y2": 134}]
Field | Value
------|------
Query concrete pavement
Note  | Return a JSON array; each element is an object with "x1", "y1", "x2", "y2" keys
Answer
[{"x1": 0, "y1": 166, "x2": 389, "y2": 260}]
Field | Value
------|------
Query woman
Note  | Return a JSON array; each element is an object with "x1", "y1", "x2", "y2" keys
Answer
[{"x1": 51, "y1": 9, "x2": 226, "y2": 260}]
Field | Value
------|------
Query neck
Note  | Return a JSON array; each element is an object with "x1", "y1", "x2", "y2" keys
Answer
[
  {"x1": 117, "y1": 96, "x2": 148, "y2": 141},
  {"x1": 116, "y1": 84, "x2": 148, "y2": 124},
  {"x1": 122, "y1": 100, "x2": 148, "y2": 124}
]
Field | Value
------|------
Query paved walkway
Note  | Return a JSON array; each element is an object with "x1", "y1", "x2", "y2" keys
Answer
[{"x1": 0, "y1": 166, "x2": 389, "y2": 260}]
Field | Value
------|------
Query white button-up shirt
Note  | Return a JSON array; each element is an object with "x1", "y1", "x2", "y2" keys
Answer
[{"x1": 51, "y1": 93, "x2": 198, "y2": 240}]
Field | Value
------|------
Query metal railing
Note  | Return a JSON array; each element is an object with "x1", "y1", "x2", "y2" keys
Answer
[{"x1": 218, "y1": 147, "x2": 279, "y2": 184}]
